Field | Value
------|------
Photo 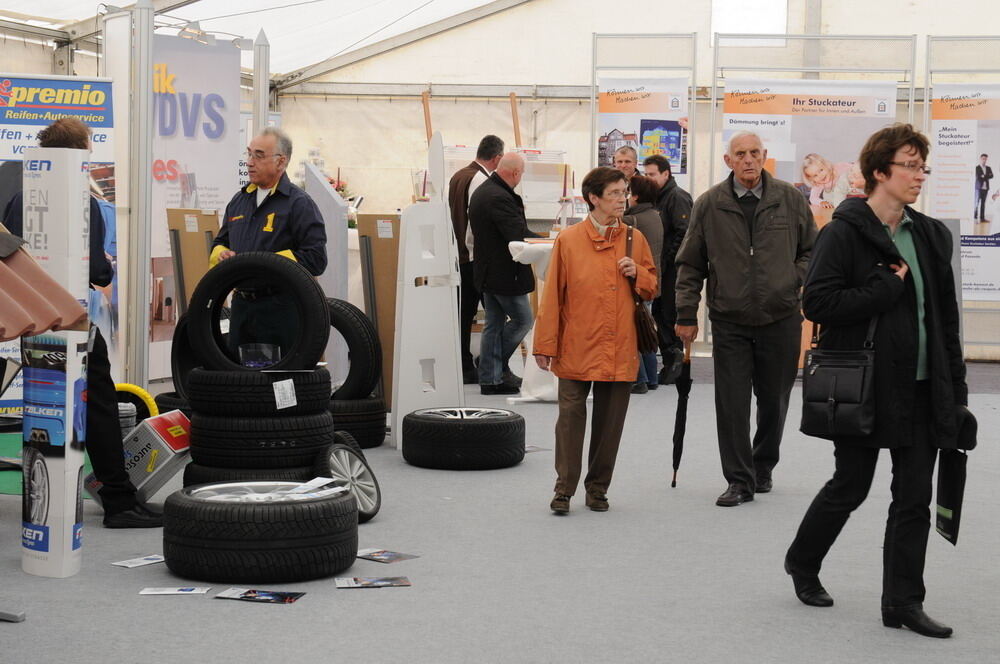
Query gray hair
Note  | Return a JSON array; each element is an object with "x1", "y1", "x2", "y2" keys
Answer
[
  {"x1": 614, "y1": 145, "x2": 638, "y2": 160},
  {"x1": 259, "y1": 126, "x2": 293, "y2": 160},
  {"x1": 726, "y1": 131, "x2": 764, "y2": 155}
]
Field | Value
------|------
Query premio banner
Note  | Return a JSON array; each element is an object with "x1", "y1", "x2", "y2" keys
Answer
[
  {"x1": 149, "y1": 36, "x2": 240, "y2": 377},
  {"x1": 0, "y1": 74, "x2": 116, "y2": 416},
  {"x1": 929, "y1": 83, "x2": 1000, "y2": 301},
  {"x1": 723, "y1": 78, "x2": 896, "y2": 224},
  {"x1": 597, "y1": 77, "x2": 689, "y2": 189}
]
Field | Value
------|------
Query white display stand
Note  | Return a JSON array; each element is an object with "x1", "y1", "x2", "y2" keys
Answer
[
  {"x1": 304, "y1": 162, "x2": 350, "y2": 387},
  {"x1": 506, "y1": 240, "x2": 559, "y2": 403},
  {"x1": 20, "y1": 147, "x2": 90, "y2": 579},
  {"x1": 390, "y1": 133, "x2": 464, "y2": 449}
]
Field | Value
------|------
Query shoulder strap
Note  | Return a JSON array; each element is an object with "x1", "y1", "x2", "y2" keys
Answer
[
  {"x1": 624, "y1": 225, "x2": 644, "y2": 305},
  {"x1": 810, "y1": 314, "x2": 879, "y2": 349}
]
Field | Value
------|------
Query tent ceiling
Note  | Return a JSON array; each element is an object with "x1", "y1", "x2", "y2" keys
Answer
[{"x1": 0, "y1": 0, "x2": 502, "y2": 74}]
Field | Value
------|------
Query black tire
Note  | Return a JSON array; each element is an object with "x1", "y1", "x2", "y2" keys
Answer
[
  {"x1": 327, "y1": 298, "x2": 382, "y2": 400},
  {"x1": 187, "y1": 252, "x2": 330, "y2": 372},
  {"x1": 163, "y1": 481, "x2": 358, "y2": 583},
  {"x1": 154, "y1": 392, "x2": 192, "y2": 420},
  {"x1": 312, "y1": 443, "x2": 381, "y2": 524},
  {"x1": 328, "y1": 396, "x2": 387, "y2": 449},
  {"x1": 170, "y1": 314, "x2": 199, "y2": 400},
  {"x1": 75, "y1": 466, "x2": 83, "y2": 524},
  {"x1": 189, "y1": 411, "x2": 337, "y2": 469},
  {"x1": 182, "y1": 463, "x2": 315, "y2": 486},
  {"x1": 186, "y1": 367, "x2": 331, "y2": 416},
  {"x1": 402, "y1": 407, "x2": 525, "y2": 470}
]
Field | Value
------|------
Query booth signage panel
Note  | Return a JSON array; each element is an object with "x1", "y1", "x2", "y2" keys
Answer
[
  {"x1": 20, "y1": 147, "x2": 90, "y2": 578},
  {"x1": 928, "y1": 83, "x2": 1000, "y2": 302}
]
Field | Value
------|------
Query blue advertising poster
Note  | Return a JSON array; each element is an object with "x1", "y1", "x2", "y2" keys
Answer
[{"x1": 0, "y1": 74, "x2": 116, "y2": 417}]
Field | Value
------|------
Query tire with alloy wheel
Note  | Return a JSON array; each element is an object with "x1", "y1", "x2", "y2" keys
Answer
[
  {"x1": 182, "y1": 463, "x2": 315, "y2": 486},
  {"x1": 187, "y1": 252, "x2": 329, "y2": 373},
  {"x1": 186, "y1": 367, "x2": 331, "y2": 416},
  {"x1": 22, "y1": 447, "x2": 49, "y2": 525},
  {"x1": 163, "y1": 481, "x2": 358, "y2": 583},
  {"x1": 328, "y1": 396, "x2": 387, "y2": 449},
  {"x1": 401, "y1": 407, "x2": 525, "y2": 470},
  {"x1": 189, "y1": 411, "x2": 337, "y2": 469},
  {"x1": 327, "y1": 298, "x2": 381, "y2": 400},
  {"x1": 312, "y1": 441, "x2": 381, "y2": 523}
]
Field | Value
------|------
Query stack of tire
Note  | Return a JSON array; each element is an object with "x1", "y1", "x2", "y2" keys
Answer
[{"x1": 162, "y1": 253, "x2": 380, "y2": 583}]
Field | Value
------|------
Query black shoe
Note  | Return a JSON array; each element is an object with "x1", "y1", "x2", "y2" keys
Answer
[
  {"x1": 103, "y1": 504, "x2": 163, "y2": 528},
  {"x1": 785, "y1": 560, "x2": 834, "y2": 607},
  {"x1": 630, "y1": 382, "x2": 648, "y2": 394},
  {"x1": 715, "y1": 483, "x2": 753, "y2": 507},
  {"x1": 501, "y1": 370, "x2": 523, "y2": 387},
  {"x1": 481, "y1": 383, "x2": 519, "y2": 396},
  {"x1": 756, "y1": 476, "x2": 773, "y2": 493},
  {"x1": 882, "y1": 606, "x2": 953, "y2": 638},
  {"x1": 646, "y1": 383, "x2": 658, "y2": 391}
]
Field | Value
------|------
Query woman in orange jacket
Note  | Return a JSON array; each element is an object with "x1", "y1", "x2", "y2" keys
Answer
[{"x1": 533, "y1": 167, "x2": 657, "y2": 514}]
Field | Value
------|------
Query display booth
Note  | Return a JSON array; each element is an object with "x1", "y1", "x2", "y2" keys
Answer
[{"x1": 924, "y1": 35, "x2": 1000, "y2": 360}]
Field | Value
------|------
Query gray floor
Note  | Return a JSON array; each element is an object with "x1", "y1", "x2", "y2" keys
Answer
[{"x1": 1, "y1": 369, "x2": 999, "y2": 662}]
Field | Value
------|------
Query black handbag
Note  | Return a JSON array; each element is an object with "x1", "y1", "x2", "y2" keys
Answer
[
  {"x1": 800, "y1": 316, "x2": 878, "y2": 439},
  {"x1": 624, "y1": 224, "x2": 659, "y2": 355}
]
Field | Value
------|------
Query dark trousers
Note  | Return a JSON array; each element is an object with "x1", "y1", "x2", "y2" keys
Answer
[
  {"x1": 786, "y1": 383, "x2": 936, "y2": 608},
  {"x1": 458, "y1": 262, "x2": 481, "y2": 372},
  {"x1": 553, "y1": 379, "x2": 631, "y2": 497},
  {"x1": 87, "y1": 327, "x2": 138, "y2": 514},
  {"x1": 976, "y1": 188, "x2": 988, "y2": 220},
  {"x1": 711, "y1": 314, "x2": 801, "y2": 491}
]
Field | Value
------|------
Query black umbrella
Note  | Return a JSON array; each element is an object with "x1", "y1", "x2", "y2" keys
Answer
[{"x1": 671, "y1": 342, "x2": 693, "y2": 488}]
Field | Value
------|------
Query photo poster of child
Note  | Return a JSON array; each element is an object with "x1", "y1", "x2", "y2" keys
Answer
[
  {"x1": 722, "y1": 78, "x2": 897, "y2": 228},
  {"x1": 596, "y1": 77, "x2": 691, "y2": 189}
]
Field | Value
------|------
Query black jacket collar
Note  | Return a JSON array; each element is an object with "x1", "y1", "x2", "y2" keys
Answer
[
  {"x1": 244, "y1": 171, "x2": 292, "y2": 197},
  {"x1": 488, "y1": 171, "x2": 520, "y2": 200}
]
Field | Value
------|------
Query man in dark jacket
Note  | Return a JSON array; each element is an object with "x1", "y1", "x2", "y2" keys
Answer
[
  {"x1": 643, "y1": 154, "x2": 692, "y2": 383},
  {"x1": 675, "y1": 131, "x2": 816, "y2": 506},
  {"x1": 3, "y1": 117, "x2": 160, "y2": 528},
  {"x1": 974, "y1": 153, "x2": 992, "y2": 220},
  {"x1": 448, "y1": 135, "x2": 504, "y2": 384},
  {"x1": 469, "y1": 152, "x2": 537, "y2": 395},
  {"x1": 785, "y1": 124, "x2": 967, "y2": 638}
]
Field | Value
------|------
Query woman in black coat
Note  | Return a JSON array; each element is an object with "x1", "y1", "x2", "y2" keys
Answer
[{"x1": 784, "y1": 125, "x2": 968, "y2": 638}]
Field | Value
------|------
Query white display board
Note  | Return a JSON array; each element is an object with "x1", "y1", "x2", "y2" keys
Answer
[
  {"x1": 390, "y1": 195, "x2": 463, "y2": 449},
  {"x1": 20, "y1": 147, "x2": 90, "y2": 578}
]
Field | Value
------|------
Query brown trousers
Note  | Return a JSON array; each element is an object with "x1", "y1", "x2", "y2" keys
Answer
[{"x1": 553, "y1": 379, "x2": 632, "y2": 497}]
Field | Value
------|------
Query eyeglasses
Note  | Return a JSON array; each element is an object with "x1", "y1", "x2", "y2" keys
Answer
[
  {"x1": 603, "y1": 188, "x2": 630, "y2": 199},
  {"x1": 246, "y1": 149, "x2": 282, "y2": 162},
  {"x1": 889, "y1": 161, "x2": 931, "y2": 175}
]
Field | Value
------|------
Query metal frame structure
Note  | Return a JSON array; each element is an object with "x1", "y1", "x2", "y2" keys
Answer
[
  {"x1": 590, "y1": 33, "x2": 698, "y2": 192},
  {"x1": 708, "y1": 33, "x2": 918, "y2": 186}
]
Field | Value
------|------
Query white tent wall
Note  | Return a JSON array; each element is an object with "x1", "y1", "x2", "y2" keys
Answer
[{"x1": 0, "y1": 38, "x2": 57, "y2": 74}]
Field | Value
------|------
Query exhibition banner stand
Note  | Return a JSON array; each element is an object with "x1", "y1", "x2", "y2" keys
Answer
[
  {"x1": 722, "y1": 78, "x2": 897, "y2": 226},
  {"x1": 591, "y1": 33, "x2": 697, "y2": 192},
  {"x1": 20, "y1": 147, "x2": 91, "y2": 578},
  {"x1": 928, "y1": 84, "x2": 1000, "y2": 303}
]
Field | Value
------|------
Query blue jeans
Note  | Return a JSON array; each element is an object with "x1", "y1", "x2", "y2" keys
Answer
[{"x1": 479, "y1": 292, "x2": 534, "y2": 385}]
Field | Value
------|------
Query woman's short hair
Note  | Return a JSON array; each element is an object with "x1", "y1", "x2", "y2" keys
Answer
[
  {"x1": 581, "y1": 167, "x2": 627, "y2": 211},
  {"x1": 629, "y1": 174, "x2": 658, "y2": 205},
  {"x1": 37, "y1": 118, "x2": 91, "y2": 150},
  {"x1": 858, "y1": 123, "x2": 929, "y2": 195}
]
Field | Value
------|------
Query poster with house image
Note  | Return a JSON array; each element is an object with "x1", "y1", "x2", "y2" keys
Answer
[{"x1": 597, "y1": 77, "x2": 689, "y2": 189}]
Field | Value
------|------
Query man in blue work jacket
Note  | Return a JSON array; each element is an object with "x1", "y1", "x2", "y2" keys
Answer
[{"x1": 211, "y1": 127, "x2": 327, "y2": 362}]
